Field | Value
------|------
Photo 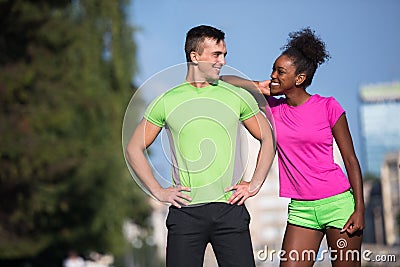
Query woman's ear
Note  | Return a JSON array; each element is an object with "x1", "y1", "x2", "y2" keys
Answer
[{"x1": 295, "y1": 73, "x2": 306, "y2": 86}]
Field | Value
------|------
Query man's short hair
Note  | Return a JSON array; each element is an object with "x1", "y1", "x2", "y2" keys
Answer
[{"x1": 185, "y1": 25, "x2": 225, "y2": 62}]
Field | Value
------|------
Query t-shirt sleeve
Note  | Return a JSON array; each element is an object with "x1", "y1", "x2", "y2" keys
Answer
[
  {"x1": 327, "y1": 97, "x2": 345, "y2": 128},
  {"x1": 143, "y1": 94, "x2": 165, "y2": 127},
  {"x1": 238, "y1": 89, "x2": 260, "y2": 121}
]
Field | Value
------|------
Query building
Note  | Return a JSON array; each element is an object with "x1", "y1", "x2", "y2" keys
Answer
[
  {"x1": 359, "y1": 82, "x2": 400, "y2": 176},
  {"x1": 381, "y1": 151, "x2": 400, "y2": 246}
]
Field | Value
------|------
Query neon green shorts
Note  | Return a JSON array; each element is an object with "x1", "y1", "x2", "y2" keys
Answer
[{"x1": 287, "y1": 190, "x2": 355, "y2": 230}]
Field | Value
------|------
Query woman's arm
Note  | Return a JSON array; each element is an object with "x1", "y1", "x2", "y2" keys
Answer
[
  {"x1": 220, "y1": 75, "x2": 271, "y2": 96},
  {"x1": 332, "y1": 114, "x2": 365, "y2": 234}
]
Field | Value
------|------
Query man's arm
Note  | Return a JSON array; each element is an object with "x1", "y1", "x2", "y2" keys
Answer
[
  {"x1": 226, "y1": 112, "x2": 275, "y2": 205},
  {"x1": 126, "y1": 118, "x2": 191, "y2": 208}
]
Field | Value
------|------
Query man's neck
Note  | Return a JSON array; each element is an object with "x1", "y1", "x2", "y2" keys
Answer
[{"x1": 186, "y1": 66, "x2": 215, "y2": 88}]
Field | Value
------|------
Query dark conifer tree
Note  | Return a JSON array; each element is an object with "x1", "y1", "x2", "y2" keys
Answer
[{"x1": 0, "y1": 1, "x2": 150, "y2": 266}]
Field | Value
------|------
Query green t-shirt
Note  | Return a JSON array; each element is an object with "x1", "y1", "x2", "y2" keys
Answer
[{"x1": 144, "y1": 80, "x2": 259, "y2": 205}]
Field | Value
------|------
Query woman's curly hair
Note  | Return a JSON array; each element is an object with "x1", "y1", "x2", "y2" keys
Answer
[{"x1": 281, "y1": 27, "x2": 331, "y2": 88}]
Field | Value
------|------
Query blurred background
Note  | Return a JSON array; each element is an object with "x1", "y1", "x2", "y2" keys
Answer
[{"x1": 1, "y1": 0, "x2": 399, "y2": 266}]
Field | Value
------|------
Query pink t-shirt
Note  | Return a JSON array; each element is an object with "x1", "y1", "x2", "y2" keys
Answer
[{"x1": 267, "y1": 94, "x2": 351, "y2": 200}]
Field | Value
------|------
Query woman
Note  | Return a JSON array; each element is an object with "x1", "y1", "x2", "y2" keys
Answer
[{"x1": 222, "y1": 27, "x2": 364, "y2": 267}]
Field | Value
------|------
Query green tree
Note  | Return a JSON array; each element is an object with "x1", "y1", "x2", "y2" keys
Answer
[{"x1": 0, "y1": 0, "x2": 150, "y2": 265}]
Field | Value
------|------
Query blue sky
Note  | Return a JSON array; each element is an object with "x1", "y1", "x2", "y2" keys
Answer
[{"x1": 128, "y1": 0, "x2": 400, "y2": 172}]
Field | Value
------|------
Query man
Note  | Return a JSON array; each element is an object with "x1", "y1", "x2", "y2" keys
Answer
[{"x1": 126, "y1": 25, "x2": 275, "y2": 267}]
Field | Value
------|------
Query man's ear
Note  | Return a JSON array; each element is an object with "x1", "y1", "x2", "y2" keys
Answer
[
  {"x1": 190, "y1": 51, "x2": 198, "y2": 64},
  {"x1": 295, "y1": 73, "x2": 306, "y2": 86}
]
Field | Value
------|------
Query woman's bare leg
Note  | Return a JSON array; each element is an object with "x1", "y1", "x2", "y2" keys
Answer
[
  {"x1": 326, "y1": 228, "x2": 363, "y2": 267},
  {"x1": 280, "y1": 224, "x2": 325, "y2": 267}
]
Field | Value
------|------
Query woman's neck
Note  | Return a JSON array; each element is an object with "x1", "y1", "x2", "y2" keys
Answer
[{"x1": 285, "y1": 89, "x2": 311, "y2": 107}]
